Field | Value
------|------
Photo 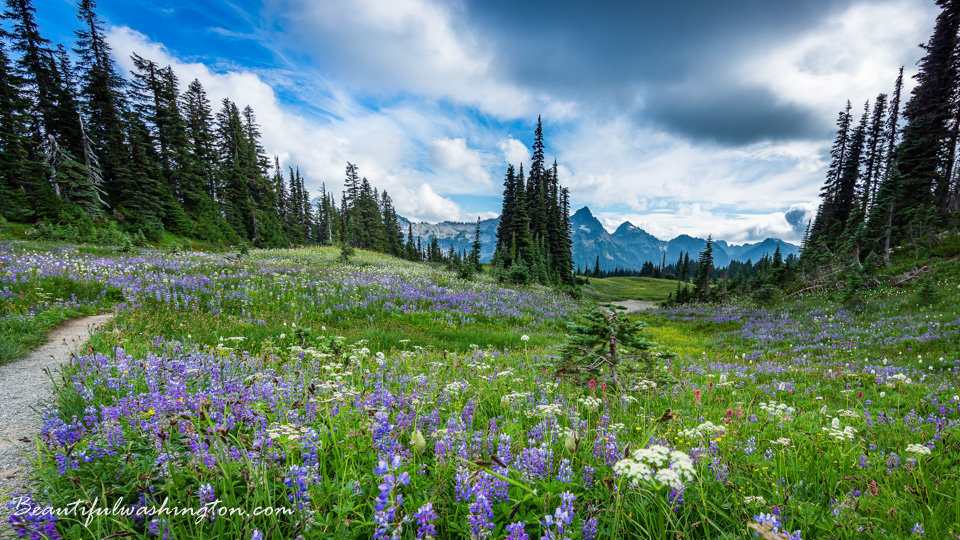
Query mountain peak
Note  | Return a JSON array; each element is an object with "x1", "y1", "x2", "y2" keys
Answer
[
  {"x1": 572, "y1": 206, "x2": 594, "y2": 218},
  {"x1": 614, "y1": 221, "x2": 638, "y2": 233}
]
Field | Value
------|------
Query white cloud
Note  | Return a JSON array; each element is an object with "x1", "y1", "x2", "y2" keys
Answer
[
  {"x1": 392, "y1": 183, "x2": 463, "y2": 222},
  {"x1": 497, "y1": 137, "x2": 530, "y2": 168},
  {"x1": 273, "y1": 0, "x2": 575, "y2": 119},
  {"x1": 554, "y1": 116, "x2": 828, "y2": 214},
  {"x1": 741, "y1": 0, "x2": 936, "y2": 118},
  {"x1": 430, "y1": 137, "x2": 493, "y2": 189},
  {"x1": 599, "y1": 209, "x2": 802, "y2": 244},
  {"x1": 106, "y1": 25, "x2": 472, "y2": 222}
]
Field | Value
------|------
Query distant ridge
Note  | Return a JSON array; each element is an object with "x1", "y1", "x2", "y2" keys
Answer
[{"x1": 398, "y1": 206, "x2": 800, "y2": 270}]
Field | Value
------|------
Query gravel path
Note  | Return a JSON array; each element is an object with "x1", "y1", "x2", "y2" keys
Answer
[
  {"x1": 0, "y1": 314, "x2": 112, "y2": 501},
  {"x1": 610, "y1": 300, "x2": 658, "y2": 312}
]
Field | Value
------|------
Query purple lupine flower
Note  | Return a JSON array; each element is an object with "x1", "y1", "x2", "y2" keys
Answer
[
  {"x1": 556, "y1": 458, "x2": 573, "y2": 483},
  {"x1": 467, "y1": 492, "x2": 494, "y2": 538},
  {"x1": 372, "y1": 455, "x2": 409, "y2": 540},
  {"x1": 541, "y1": 491, "x2": 576, "y2": 539},
  {"x1": 197, "y1": 483, "x2": 217, "y2": 522},
  {"x1": 582, "y1": 465, "x2": 595, "y2": 488},
  {"x1": 148, "y1": 518, "x2": 170, "y2": 539},
  {"x1": 412, "y1": 502, "x2": 438, "y2": 539},
  {"x1": 669, "y1": 488, "x2": 684, "y2": 512},
  {"x1": 284, "y1": 465, "x2": 314, "y2": 509},
  {"x1": 505, "y1": 521, "x2": 530, "y2": 540},
  {"x1": 7, "y1": 495, "x2": 60, "y2": 540},
  {"x1": 743, "y1": 436, "x2": 756, "y2": 455},
  {"x1": 582, "y1": 516, "x2": 599, "y2": 540},
  {"x1": 911, "y1": 523, "x2": 924, "y2": 537}
]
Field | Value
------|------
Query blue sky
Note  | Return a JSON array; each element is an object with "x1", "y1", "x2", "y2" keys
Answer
[{"x1": 33, "y1": 0, "x2": 937, "y2": 243}]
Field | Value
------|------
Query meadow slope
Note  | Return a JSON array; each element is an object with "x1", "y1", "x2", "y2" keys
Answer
[{"x1": 1, "y1": 242, "x2": 959, "y2": 539}]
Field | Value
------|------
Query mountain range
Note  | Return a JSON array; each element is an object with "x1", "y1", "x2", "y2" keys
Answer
[{"x1": 398, "y1": 206, "x2": 800, "y2": 271}]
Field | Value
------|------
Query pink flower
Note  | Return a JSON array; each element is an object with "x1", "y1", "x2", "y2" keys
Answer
[
  {"x1": 694, "y1": 390, "x2": 702, "y2": 405},
  {"x1": 589, "y1": 379, "x2": 597, "y2": 389}
]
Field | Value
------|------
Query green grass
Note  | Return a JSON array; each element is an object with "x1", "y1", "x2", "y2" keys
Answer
[
  {"x1": 581, "y1": 275, "x2": 677, "y2": 303},
  {"x1": 0, "y1": 276, "x2": 120, "y2": 363},
  {"x1": 8, "y1": 240, "x2": 960, "y2": 539}
]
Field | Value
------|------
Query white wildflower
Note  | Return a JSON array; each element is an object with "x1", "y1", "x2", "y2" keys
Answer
[{"x1": 905, "y1": 444, "x2": 932, "y2": 456}]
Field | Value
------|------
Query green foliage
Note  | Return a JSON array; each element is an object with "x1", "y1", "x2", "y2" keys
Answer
[
  {"x1": 493, "y1": 119, "x2": 575, "y2": 288},
  {"x1": 917, "y1": 276, "x2": 939, "y2": 305},
  {"x1": 558, "y1": 306, "x2": 655, "y2": 390},
  {"x1": 506, "y1": 258, "x2": 531, "y2": 285},
  {"x1": 841, "y1": 268, "x2": 865, "y2": 307},
  {"x1": 752, "y1": 283, "x2": 778, "y2": 305},
  {"x1": 29, "y1": 215, "x2": 136, "y2": 246},
  {"x1": 456, "y1": 260, "x2": 475, "y2": 280}
]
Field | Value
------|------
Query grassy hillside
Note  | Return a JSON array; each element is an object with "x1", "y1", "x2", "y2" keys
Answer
[
  {"x1": 4, "y1": 239, "x2": 960, "y2": 539},
  {"x1": 582, "y1": 275, "x2": 677, "y2": 303}
]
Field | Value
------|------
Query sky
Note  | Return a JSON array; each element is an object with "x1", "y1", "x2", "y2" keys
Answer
[{"x1": 32, "y1": 0, "x2": 939, "y2": 243}]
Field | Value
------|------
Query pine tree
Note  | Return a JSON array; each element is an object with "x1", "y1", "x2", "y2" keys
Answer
[
  {"x1": 180, "y1": 78, "x2": 226, "y2": 241},
  {"x1": 0, "y1": 36, "x2": 46, "y2": 221},
  {"x1": 3, "y1": 0, "x2": 58, "y2": 141},
  {"x1": 811, "y1": 102, "x2": 853, "y2": 242},
  {"x1": 49, "y1": 44, "x2": 84, "y2": 157},
  {"x1": 862, "y1": 93, "x2": 888, "y2": 211},
  {"x1": 74, "y1": 0, "x2": 129, "y2": 208},
  {"x1": 493, "y1": 164, "x2": 517, "y2": 267},
  {"x1": 215, "y1": 98, "x2": 251, "y2": 238},
  {"x1": 469, "y1": 217, "x2": 483, "y2": 272},
  {"x1": 128, "y1": 54, "x2": 191, "y2": 235},
  {"x1": 884, "y1": 68, "x2": 904, "y2": 178},
  {"x1": 693, "y1": 236, "x2": 714, "y2": 300},
  {"x1": 896, "y1": 0, "x2": 960, "y2": 215}
]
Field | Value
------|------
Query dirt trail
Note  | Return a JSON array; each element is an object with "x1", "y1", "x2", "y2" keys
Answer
[
  {"x1": 610, "y1": 300, "x2": 658, "y2": 312},
  {"x1": 0, "y1": 314, "x2": 112, "y2": 500}
]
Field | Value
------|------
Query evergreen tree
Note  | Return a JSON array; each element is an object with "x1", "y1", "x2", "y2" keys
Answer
[
  {"x1": 693, "y1": 236, "x2": 714, "y2": 300},
  {"x1": 128, "y1": 54, "x2": 191, "y2": 235},
  {"x1": 3, "y1": 0, "x2": 58, "y2": 142},
  {"x1": 180, "y1": 78, "x2": 225, "y2": 241},
  {"x1": 0, "y1": 36, "x2": 47, "y2": 220},
  {"x1": 884, "y1": 68, "x2": 904, "y2": 178},
  {"x1": 493, "y1": 164, "x2": 517, "y2": 267},
  {"x1": 862, "y1": 93, "x2": 888, "y2": 211},
  {"x1": 811, "y1": 101, "x2": 853, "y2": 242},
  {"x1": 74, "y1": 0, "x2": 128, "y2": 208},
  {"x1": 469, "y1": 217, "x2": 483, "y2": 272},
  {"x1": 896, "y1": 0, "x2": 960, "y2": 215}
]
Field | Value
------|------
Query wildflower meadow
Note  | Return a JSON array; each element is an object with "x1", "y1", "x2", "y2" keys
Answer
[{"x1": 2, "y1": 241, "x2": 960, "y2": 539}]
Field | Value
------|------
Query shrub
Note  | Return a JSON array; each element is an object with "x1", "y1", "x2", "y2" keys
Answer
[{"x1": 917, "y1": 276, "x2": 938, "y2": 305}]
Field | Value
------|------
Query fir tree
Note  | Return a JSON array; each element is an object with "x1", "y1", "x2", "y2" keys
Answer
[
  {"x1": 693, "y1": 236, "x2": 714, "y2": 301},
  {"x1": 74, "y1": 0, "x2": 128, "y2": 207},
  {"x1": 469, "y1": 217, "x2": 483, "y2": 273},
  {"x1": 896, "y1": 0, "x2": 960, "y2": 214}
]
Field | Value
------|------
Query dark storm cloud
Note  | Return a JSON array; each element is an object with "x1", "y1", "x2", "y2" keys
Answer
[
  {"x1": 785, "y1": 204, "x2": 817, "y2": 234},
  {"x1": 644, "y1": 85, "x2": 824, "y2": 145},
  {"x1": 462, "y1": 0, "x2": 860, "y2": 142}
]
